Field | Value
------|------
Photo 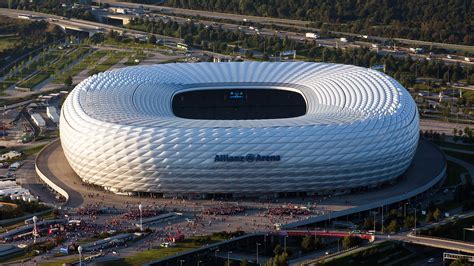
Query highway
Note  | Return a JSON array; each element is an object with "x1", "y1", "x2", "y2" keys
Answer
[
  {"x1": 0, "y1": 8, "x2": 181, "y2": 43},
  {"x1": 1, "y1": 7, "x2": 472, "y2": 66},
  {"x1": 101, "y1": 0, "x2": 474, "y2": 54}
]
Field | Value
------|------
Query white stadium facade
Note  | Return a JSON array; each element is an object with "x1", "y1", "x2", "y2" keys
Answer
[{"x1": 60, "y1": 62, "x2": 419, "y2": 197}]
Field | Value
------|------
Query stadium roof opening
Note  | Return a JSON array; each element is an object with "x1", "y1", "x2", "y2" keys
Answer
[{"x1": 172, "y1": 88, "x2": 307, "y2": 120}]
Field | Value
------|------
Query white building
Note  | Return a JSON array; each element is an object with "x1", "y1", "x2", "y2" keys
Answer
[
  {"x1": 0, "y1": 151, "x2": 22, "y2": 161},
  {"x1": 46, "y1": 106, "x2": 60, "y2": 124},
  {"x1": 60, "y1": 62, "x2": 419, "y2": 196},
  {"x1": 30, "y1": 113, "x2": 45, "y2": 127}
]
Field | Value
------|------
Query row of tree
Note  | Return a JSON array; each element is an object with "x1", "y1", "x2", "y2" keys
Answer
[
  {"x1": 127, "y1": 18, "x2": 474, "y2": 91},
  {"x1": 163, "y1": 0, "x2": 472, "y2": 45}
]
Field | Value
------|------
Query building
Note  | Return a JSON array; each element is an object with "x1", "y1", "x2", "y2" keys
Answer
[
  {"x1": 59, "y1": 62, "x2": 419, "y2": 196},
  {"x1": 0, "y1": 151, "x2": 22, "y2": 161},
  {"x1": 46, "y1": 106, "x2": 60, "y2": 124},
  {"x1": 30, "y1": 113, "x2": 45, "y2": 128}
]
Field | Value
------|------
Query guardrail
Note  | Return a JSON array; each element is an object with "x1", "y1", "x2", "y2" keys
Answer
[
  {"x1": 408, "y1": 233, "x2": 474, "y2": 248},
  {"x1": 35, "y1": 139, "x2": 69, "y2": 203},
  {"x1": 282, "y1": 141, "x2": 447, "y2": 229}
]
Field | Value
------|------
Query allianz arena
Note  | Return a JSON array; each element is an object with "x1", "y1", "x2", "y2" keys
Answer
[{"x1": 59, "y1": 62, "x2": 419, "y2": 196}]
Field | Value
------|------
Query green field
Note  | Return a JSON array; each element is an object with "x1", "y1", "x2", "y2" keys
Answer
[
  {"x1": 0, "y1": 36, "x2": 21, "y2": 52},
  {"x1": 87, "y1": 52, "x2": 128, "y2": 76},
  {"x1": 54, "y1": 50, "x2": 107, "y2": 83}
]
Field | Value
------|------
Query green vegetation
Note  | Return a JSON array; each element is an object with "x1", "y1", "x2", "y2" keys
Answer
[
  {"x1": 20, "y1": 144, "x2": 47, "y2": 156},
  {"x1": 443, "y1": 161, "x2": 467, "y2": 187},
  {"x1": 444, "y1": 150, "x2": 474, "y2": 165},
  {"x1": 0, "y1": 197, "x2": 50, "y2": 220},
  {"x1": 38, "y1": 256, "x2": 78, "y2": 266},
  {"x1": 321, "y1": 241, "x2": 408, "y2": 266},
  {"x1": 420, "y1": 215, "x2": 474, "y2": 241},
  {"x1": 54, "y1": 50, "x2": 106, "y2": 84},
  {"x1": 0, "y1": 15, "x2": 64, "y2": 70},
  {"x1": 164, "y1": 0, "x2": 472, "y2": 45},
  {"x1": 87, "y1": 52, "x2": 128, "y2": 76},
  {"x1": 127, "y1": 17, "x2": 474, "y2": 89},
  {"x1": 122, "y1": 235, "x2": 225, "y2": 266},
  {"x1": 0, "y1": 36, "x2": 22, "y2": 52}
]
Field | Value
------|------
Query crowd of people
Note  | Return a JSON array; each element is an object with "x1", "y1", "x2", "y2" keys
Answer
[
  {"x1": 266, "y1": 206, "x2": 313, "y2": 216},
  {"x1": 202, "y1": 205, "x2": 246, "y2": 215}
]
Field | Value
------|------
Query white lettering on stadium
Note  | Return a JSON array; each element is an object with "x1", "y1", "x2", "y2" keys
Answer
[{"x1": 214, "y1": 154, "x2": 281, "y2": 162}]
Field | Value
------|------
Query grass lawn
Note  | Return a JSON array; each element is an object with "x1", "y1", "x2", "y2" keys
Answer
[
  {"x1": 420, "y1": 215, "x2": 474, "y2": 241},
  {"x1": 20, "y1": 143, "x2": 47, "y2": 156},
  {"x1": 0, "y1": 36, "x2": 21, "y2": 52},
  {"x1": 16, "y1": 71, "x2": 50, "y2": 89},
  {"x1": 322, "y1": 241, "x2": 403, "y2": 266},
  {"x1": 123, "y1": 236, "x2": 224, "y2": 266},
  {"x1": 87, "y1": 52, "x2": 128, "y2": 76},
  {"x1": 444, "y1": 150, "x2": 474, "y2": 165},
  {"x1": 54, "y1": 50, "x2": 106, "y2": 84},
  {"x1": 38, "y1": 256, "x2": 78, "y2": 266}
]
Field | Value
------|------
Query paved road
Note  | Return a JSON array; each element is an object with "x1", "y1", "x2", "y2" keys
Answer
[
  {"x1": 101, "y1": 0, "x2": 474, "y2": 54},
  {"x1": 283, "y1": 139, "x2": 446, "y2": 228}
]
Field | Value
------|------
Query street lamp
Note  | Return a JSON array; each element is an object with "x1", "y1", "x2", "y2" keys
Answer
[
  {"x1": 197, "y1": 260, "x2": 202, "y2": 266},
  {"x1": 138, "y1": 204, "x2": 143, "y2": 231},
  {"x1": 32, "y1": 216, "x2": 38, "y2": 244},
  {"x1": 78, "y1": 245, "x2": 83, "y2": 266},
  {"x1": 179, "y1": 259, "x2": 185, "y2": 266},
  {"x1": 414, "y1": 207, "x2": 417, "y2": 236},
  {"x1": 256, "y1": 242, "x2": 262, "y2": 265},
  {"x1": 227, "y1": 250, "x2": 232, "y2": 265},
  {"x1": 284, "y1": 236, "x2": 288, "y2": 253},
  {"x1": 214, "y1": 249, "x2": 220, "y2": 265}
]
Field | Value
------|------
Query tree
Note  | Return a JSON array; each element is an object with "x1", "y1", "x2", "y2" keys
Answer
[
  {"x1": 301, "y1": 235, "x2": 314, "y2": 251},
  {"x1": 450, "y1": 257, "x2": 469, "y2": 266},
  {"x1": 404, "y1": 216, "x2": 416, "y2": 228},
  {"x1": 273, "y1": 244, "x2": 283, "y2": 256},
  {"x1": 426, "y1": 212, "x2": 434, "y2": 222},
  {"x1": 341, "y1": 236, "x2": 361, "y2": 249},
  {"x1": 433, "y1": 208, "x2": 442, "y2": 221},
  {"x1": 64, "y1": 75, "x2": 73, "y2": 88},
  {"x1": 148, "y1": 34, "x2": 157, "y2": 44},
  {"x1": 387, "y1": 220, "x2": 400, "y2": 233},
  {"x1": 184, "y1": 34, "x2": 193, "y2": 45},
  {"x1": 240, "y1": 259, "x2": 248, "y2": 266}
]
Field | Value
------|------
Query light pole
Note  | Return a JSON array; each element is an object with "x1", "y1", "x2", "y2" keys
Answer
[
  {"x1": 32, "y1": 216, "x2": 38, "y2": 244},
  {"x1": 284, "y1": 236, "x2": 288, "y2": 253},
  {"x1": 404, "y1": 202, "x2": 408, "y2": 218},
  {"x1": 256, "y1": 242, "x2": 261, "y2": 265},
  {"x1": 197, "y1": 260, "x2": 202, "y2": 266},
  {"x1": 214, "y1": 249, "x2": 220, "y2": 265},
  {"x1": 381, "y1": 205, "x2": 384, "y2": 234},
  {"x1": 179, "y1": 259, "x2": 185, "y2": 266},
  {"x1": 414, "y1": 208, "x2": 417, "y2": 236},
  {"x1": 138, "y1": 204, "x2": 143, "y2": 231},
  {"x1": 372, "y1": 211, "x2": 377, "y2": 234},
  {"x1": 78, "y1": 245, "x2": 83, "y2": 266},
  {"x1": 227, "y1": 251, "x2": 232, "y2": 265}
]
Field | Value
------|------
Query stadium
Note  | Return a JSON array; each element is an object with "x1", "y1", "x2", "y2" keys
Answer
[{"x1": 59, "y1": 62, "x2": 419, "y2": 197}]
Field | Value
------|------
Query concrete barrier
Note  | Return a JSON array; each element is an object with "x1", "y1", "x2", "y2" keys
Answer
[{"x1": 35, "y1": 139, "x2": 69, "y2": 203}]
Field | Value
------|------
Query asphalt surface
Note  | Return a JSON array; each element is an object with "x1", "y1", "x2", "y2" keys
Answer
[{"x1": 101, "y1": 0, "x2": 474, "y2": 54}]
